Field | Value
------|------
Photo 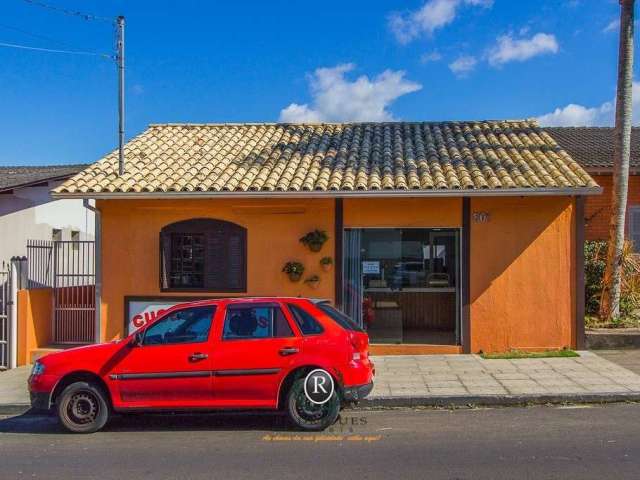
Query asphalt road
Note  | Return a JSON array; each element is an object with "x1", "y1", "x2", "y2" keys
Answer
[{"x1": 0, "y1": 404, "x2": 639, "y2": 480}]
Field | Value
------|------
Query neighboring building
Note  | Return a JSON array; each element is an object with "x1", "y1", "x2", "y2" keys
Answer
[
  {"x1": 46, "y1": 120, "x2": 599, "y2": 355},
  {"x1": 545, "y1": 127, "x2": 640, "y2": 244},
  {"x1": 0, "y1": 164, "x2": 95, "y2": 262}
]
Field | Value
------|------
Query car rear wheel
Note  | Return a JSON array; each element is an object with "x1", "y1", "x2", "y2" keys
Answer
[
  {"x1": 286, "y1": 378, "x2": 340, "y2": 431},
  {"x1": 56, "y1": 381, "x2": 109, "y2": 434}
]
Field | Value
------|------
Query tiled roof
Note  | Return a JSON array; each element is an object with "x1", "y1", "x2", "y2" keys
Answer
[
  {"x1": 545, "y1": 127, "x2": 640, "y2": 170},
  {"x1": 0, "y1": 164, "x2": 89, "y2": 192},
  {"x1": 53, "y1": 121, "x2": 599, "y2": 196}
]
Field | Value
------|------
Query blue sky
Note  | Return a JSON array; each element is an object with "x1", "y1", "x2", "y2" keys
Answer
[{"x1": 0, "y1": 0, "x2": 636, "y2": 166}]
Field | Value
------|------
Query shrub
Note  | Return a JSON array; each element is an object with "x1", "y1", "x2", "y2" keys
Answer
[
  {"x1": 584, "y1": 240, "x2": 640, "y2": 319},
  {"x1": 584, "y1": 241, "x2": 606, "y2": 315}
]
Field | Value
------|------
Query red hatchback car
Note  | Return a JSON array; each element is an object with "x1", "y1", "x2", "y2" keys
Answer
[{"x1": 28, "y1": 298, "x2": 374, "y2": 433}]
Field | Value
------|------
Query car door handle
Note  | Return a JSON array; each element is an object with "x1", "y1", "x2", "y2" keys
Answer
[
  {"x1": 189, "y1": 352, "x2": 208, "y2": 362},
  {"x1": 279, "y1": 347, "x2": 299, "y2": 356}
]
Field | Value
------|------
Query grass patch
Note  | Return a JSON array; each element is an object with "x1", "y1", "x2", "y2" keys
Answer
[{"x1": 481, "y1": 349, "x2": 579, "y2": 360}]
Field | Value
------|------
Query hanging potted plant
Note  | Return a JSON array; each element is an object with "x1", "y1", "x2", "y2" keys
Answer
[
  {"x1": 320, "y1": 256, "x2": 333, "y2": 272},
  {"x1": 304, "y1": 274, "x2": 321, "y2": 289},
  {"x1": 299, "y1": 229, "x2": 329, "y2": 252},
  {"x1": 282, "y1": 261, "x2": 305, "y2": 282}
]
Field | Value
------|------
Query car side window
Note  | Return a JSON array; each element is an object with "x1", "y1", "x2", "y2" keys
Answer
[
  {"x1": 143, "y1": 306, "x2": 216, "y2": 346},
  {"x1": 223, "y1": 305, "x2": 294, "y2": 340},
  {"x1": 287, "y1": 304, "x2": 324, "y2": 335}
]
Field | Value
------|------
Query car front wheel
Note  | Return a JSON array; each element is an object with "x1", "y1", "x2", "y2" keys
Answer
[
  {"x1": 56, "y1": 381, "x2": 110, "y2": 434},
  {"x1": 286, "y1": 377, "x2": 340, "y2": 431}
]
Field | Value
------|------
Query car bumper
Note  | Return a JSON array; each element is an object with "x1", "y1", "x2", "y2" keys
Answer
[
  {"x1": 342, "y1": 381, "x2": 374, "y2": 402},
  {"x1": 30, "y1": 391, "x2": 51, "y2": 411}
]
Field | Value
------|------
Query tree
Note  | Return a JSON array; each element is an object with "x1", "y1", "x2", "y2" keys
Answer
[{"x1": 600, "y1": 0, "x2": 635, "y2": 320}]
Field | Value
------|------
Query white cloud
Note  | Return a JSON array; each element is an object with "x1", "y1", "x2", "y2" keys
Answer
[
  {"x1": 487, "y1": 33, "x2": 559, "y2": 66},
  {"x1": 389, "y1": 0, "x2": 493, "y2": 44},
  {"x1": 537, "y1": 81, "x2": 640, "y2": 126},
  {"x1": 603, "y1": 19, "x2": 619, "y2": 33},
  {"x1": 420, "y1": 50, "x2": 443, "y2": 63},
  {"x1": 449, "y1": 55, "x2": 477, "y2": 76},
  {"x1": 278, "y1": 64, "x2": 422, "y2": 123}
]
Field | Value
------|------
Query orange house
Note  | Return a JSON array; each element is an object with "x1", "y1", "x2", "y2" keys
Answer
[
  {"x1": 546, "y1": 127, "x2": 640, "y2": 244},
  {"x1": 47, "y1": 120, "x2": 600, "y2": 355}
]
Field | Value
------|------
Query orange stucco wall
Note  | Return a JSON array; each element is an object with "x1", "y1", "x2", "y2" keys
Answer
[
  {"x1": 469, "y1": 196, "x2": 576, "y2": 353},
  {"x1": 17, "y1": 288, "x2": 52, "y2": 366},
  {"x1": 585, "y1": 174, "x2": 640, "y2": 241},
  {"x1": 97, "y1": 198, "x2": 335, "y2": 341},
  {"x1": 344, "y1": 197, "x2": 462, "y2": 228},
  {"x1": 97, "y1": 195, "x2": 576, "y2": 353}
]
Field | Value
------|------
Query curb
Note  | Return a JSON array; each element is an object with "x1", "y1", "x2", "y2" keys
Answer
[
  {"x1": 3, "y1": 393, "x2": 640, "y2": 416},
  {"x1": 0, "y1": 404, "x2": 32, "y2": 416},
  {"x1": 357, "y1": 392, "x2": 640, "y2": 408}
]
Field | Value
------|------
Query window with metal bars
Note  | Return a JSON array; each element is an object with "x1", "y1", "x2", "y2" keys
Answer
[{"x1": 160, "y1": 218, "x2": 247, "y2": 292}]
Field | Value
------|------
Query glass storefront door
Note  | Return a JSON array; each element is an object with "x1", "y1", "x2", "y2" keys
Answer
[{"x1": 342, "y1": 228, "x2": 460, "y2": 345}]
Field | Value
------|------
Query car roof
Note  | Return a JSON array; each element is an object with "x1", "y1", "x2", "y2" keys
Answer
[{"x1": 168, "y1": 297, "x2": 330, "y2": 309}]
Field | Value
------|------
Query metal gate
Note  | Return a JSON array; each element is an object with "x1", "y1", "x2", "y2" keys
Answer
[
  {"x1": 53, "y1": 241, "x2": 95, "y2": 344},
  {"x1": 27, "y1": 240, "x2": 95, "y2": 344},
  {"x1": 0, "y1": 262, "x2": 11, "y2": 369}
]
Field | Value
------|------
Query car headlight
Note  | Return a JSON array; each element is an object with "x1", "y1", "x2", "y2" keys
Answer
[{"x1": 31, "y1": 361, "x2": 45, "y2": 376}]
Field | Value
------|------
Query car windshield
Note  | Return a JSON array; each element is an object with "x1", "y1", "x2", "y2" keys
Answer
[{"x1": 317, "y1": 303, "x2": 364, "y2": 332}]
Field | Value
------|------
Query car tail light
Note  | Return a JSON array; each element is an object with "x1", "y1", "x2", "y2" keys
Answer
[{"x1": 349, "y1": 332, "x2": 368, "y2": 362}]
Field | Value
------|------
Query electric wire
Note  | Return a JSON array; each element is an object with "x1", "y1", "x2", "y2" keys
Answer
[
  {"x1": 20, "y1": 0, "x2": 114, "y2": 23},
  {"x1": 0, "y1": 41, "x2": 113, "y2": 59}
]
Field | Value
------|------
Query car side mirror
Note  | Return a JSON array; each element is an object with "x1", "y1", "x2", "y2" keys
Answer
[{"x1": 129, "y1": 331, "x2": 143, "y2": 347}]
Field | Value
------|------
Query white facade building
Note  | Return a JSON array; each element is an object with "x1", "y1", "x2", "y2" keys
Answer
[{"x1": 0, "y1": 165, "x2": 94, "y2": 263}]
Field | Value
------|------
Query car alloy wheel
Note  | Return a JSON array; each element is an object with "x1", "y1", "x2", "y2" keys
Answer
[{"x1": 286, "y1": 378, "x2": 339, "y2": 431}]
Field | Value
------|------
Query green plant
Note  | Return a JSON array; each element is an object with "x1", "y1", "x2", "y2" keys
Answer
[
  {"x1": 481, "y1": 349, "x2": 579, "y2": 360},
  {"x1": 585, "y1": 241, "x2": 607, "y2": 316},
  {"x1": 282, "y1": 261, "x2": 305, "y2": 281},
  {"x1": 585, "y1": 240, "x2": 640, "y2": 321},
  {"x1": 304, "y1": 274, "x2": 321, "y2": 289},
  {"x1": 320, "y1": 256, "x2": 333, "y2": 265},
  {"x1": 299, "y1": 230, "x2": 329, "y2": 252}
]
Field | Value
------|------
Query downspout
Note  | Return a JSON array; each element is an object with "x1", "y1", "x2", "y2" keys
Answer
[{"x1": 83, "y1": 200, "x2": 101, "y2": 344}]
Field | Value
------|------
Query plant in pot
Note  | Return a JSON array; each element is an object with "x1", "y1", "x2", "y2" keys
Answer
[
  {"x1": 320, "y1": 256, "x2": 333, "y2": 272},
  {"x1": 299, "y1": 229, "x2": 329, "y2": 252},
  {"x1": 282, "y1": 261, "x2": 305, "y2": 282},
  {"x1": 304, "y1": 274, "x2": 321, "y2": 289}
]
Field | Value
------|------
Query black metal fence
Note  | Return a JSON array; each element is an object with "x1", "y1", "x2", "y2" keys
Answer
[{"x1": 26, "y1": 240, "x2": 53, "y2": 288}]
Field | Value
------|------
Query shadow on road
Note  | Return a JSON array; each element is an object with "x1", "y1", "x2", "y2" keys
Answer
[{"x1": 0, "y1": 411, "x2": 294, "y2": 434}]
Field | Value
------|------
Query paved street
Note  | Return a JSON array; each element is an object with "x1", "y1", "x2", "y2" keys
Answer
[{"x1": 1, "y1": 404, "x2": 639, "y2": 479}]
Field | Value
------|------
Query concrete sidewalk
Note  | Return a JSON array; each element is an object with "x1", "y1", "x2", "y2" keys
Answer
[
  {"x1": 364, "y1": 351, "x2": 640, "y2": 407},
  {"x1": 2, "y1": 352, "x2": 640, "y2": 414}
]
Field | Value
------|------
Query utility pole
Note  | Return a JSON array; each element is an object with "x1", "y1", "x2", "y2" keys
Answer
[{"x1": 116, "y1": 15, "x2": 125, "y2": 175}]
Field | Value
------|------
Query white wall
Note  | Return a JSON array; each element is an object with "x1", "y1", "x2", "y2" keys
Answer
[{"x1": 0, "y1": 180, "x2": 94, "y2": 263}]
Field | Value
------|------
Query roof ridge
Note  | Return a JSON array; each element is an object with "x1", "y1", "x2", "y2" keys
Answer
[
  {"x1": 0, "y1": 163, "x2": 90, "y2": 170},
  {"x1": 147, "y1": 119, "x2": 534, "y2": 128}
]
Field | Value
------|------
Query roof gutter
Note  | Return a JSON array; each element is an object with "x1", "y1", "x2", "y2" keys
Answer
[{"x1": 54, "y1": 186, "x2": 603, "y2": 200}]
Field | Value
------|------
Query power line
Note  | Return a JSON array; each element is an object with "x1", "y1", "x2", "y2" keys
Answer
[
  {"x1": 20, "y1": 0, "x2": 113, "y2": 23},
  {"x1": 0, "y1": 41, "x2": 113, "y2": 59},
  {"x1": 0, "y1": 22, "x2": 79, "y2": 48}
]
